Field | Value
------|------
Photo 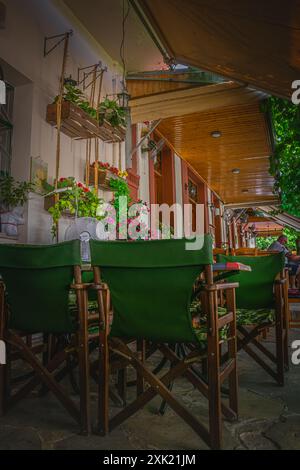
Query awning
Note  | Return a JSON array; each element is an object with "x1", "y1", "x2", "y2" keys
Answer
[
  {"x1": 258, "y1": 206, "x2": 300, "y2": 231},
  {"x1": 244, "y1": 221, "x2": 284, "y2": 237},
  {"x1": 131, "y1": 0, "x2": 300, "y2": 99},
  {"x1": 129, "y1": 80, "x2": 266, "y2": 124}
]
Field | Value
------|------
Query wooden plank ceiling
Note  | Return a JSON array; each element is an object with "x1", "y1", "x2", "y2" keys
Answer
[
  {"x1": 157, "y1": 102, "x2": 277, "y2": 205},
  {"x1": 129, "y1": 81, "x2": 266, "y2": 124}
]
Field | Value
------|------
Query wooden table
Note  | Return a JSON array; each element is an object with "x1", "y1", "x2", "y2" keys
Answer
[{"x1": 212, "y1": 261, "x2": 252, "y2": 282}]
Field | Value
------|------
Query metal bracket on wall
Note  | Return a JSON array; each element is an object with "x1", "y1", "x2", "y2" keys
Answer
[
  {"x1": 130, "y1": 119, "x2": 162, "y2": 157},
  {"x1": 77, "y1": 62, "x2": 108, "y2": 91},
  {"x1": 44, "y1": 30, "x2": 73, "y2": 57}
]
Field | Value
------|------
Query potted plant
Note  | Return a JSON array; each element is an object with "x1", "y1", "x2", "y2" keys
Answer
[
  {"x1": 0, "y1": 173, "x2": 34, "y2": 236},
  {"x1": 44, "y1": 177, "x2": 105, "y2": 237},
  {"x1": 98, "y1": 98, "x2": 126, "y2": 128}
]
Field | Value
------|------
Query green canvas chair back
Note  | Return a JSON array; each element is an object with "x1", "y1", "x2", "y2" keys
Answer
[
  {"x1": 0, "y1": 240, "x2": 81, "y2": 333},
  {"x1": 217, "y1": 253, "x2": 285, "y2": 309},
  {"x1": 90, "y1": 236, "x2": 213, "y2": 343}
]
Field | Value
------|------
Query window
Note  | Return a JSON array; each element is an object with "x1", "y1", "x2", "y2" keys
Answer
[{"x1": 0, "y1": 82, "x2": 14, "y2": 175}]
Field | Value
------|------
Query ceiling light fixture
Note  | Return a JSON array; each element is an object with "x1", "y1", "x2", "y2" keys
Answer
[{"x1": 211, "y1": 130, "x2": 222, "y2": 138}]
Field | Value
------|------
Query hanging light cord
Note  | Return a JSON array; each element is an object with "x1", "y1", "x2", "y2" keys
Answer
[{"x1": 120, "y1": 0, "x2": 131, "y2": 88}]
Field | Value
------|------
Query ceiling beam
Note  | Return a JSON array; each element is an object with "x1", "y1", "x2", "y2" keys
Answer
[{"x1": 129, "y1": 81, "x2": 266, "y2": 124}]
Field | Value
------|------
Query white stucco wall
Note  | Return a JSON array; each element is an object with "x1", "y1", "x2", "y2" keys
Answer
[{"x1": 0, "y1": 0, "x2": 125, "y2": 243}]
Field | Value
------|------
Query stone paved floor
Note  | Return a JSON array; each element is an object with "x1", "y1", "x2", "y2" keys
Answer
[{"x1": 0, "y1": 329, "x2": 299, "y2": 450}]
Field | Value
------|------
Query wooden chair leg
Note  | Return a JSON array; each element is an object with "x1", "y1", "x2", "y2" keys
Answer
[
  {"x1": 97, "y1": 286, "x2": 110, "y2": 435},
  {"x1": 275, "y1": 284, "x2": 284, "y2": 386},
  {"x1": 77, "y1": 287, "x2": 91, "y2": 435},
  {"x1": 283, "y1": 281, "x2": 290, "y2": 371},
  {"x1": 226, "y1": 288, "x2": 238, "y2": 416},
  {"x1": 109, "y1": 339, "x2": 211, "y2": 447},
  {"x1": 283, "y1": 329, "x2": 289, "y2": 372},
  {"x1": 207, "y1": 290, "x2": 222, "y2": 450},
  {"x1": 136, "y1": 339, "x2": 146, "y2": 397},
  {"x1": 98, "y1": 330, "x2": 109, "y2": 435},
  {"x1": 117, "y1": 368, "x2": 127, "y2": 406},
  {"x1": 7, "y1": 332, "x2": 81, "y2": 424}
]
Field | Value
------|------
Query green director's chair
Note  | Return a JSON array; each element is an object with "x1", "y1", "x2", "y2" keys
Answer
[
  {"x1": 90, "y1": 236, "x2": 239, "y2": 450},
  {"x1": 217, "y1": 252, "x2": 289, "y2": 385},
  {"x1": 0, "y1": 240, "x2": 92, "y2": 434}
]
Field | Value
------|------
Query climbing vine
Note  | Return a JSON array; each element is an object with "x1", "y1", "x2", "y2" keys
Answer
[
  {"x1": 256, "y1": 227, "x2": 300, "y2": 251},
  {"x1": 263, "y1": 97, "x2": 300, "y2": 218}
]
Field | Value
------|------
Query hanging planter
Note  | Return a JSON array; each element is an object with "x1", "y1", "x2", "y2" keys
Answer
[
  {"x1": 89, "y1": 163, "x2": 110, "y2": 188},
  {"x1": 46, "y1": 85, "x2": 126, "y2": 142}
]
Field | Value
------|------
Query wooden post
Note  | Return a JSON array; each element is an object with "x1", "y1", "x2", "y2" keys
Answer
[
  {"x1": 55, "y1": 32, "x2": 70, "y2": 188},
  {"x1": 74, "y1": 266, "x2": 91, "y2": 434},
  {"x1": 94, "y1": 267, "x2": 110, "y2": 435},
  {"x1": 54, "y1": 32, "x2": 71, "y2": 242}
]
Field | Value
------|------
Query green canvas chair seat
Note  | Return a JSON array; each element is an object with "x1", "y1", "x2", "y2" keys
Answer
[
  {"x1": 216, "y1": 252, "x2": 288, "y2": 385},
  {"x1": 0, "y1": 241, "x2": 81, "y2": 333},
  {"x1": 216, "y1": 253, "x2": 285, "y2": 310},
  {"x1": 90, "y1": 237, "x2": 213, "y2": 344}
]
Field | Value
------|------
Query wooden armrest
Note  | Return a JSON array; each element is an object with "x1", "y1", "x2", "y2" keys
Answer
[
  {"x1": 203, "y1": 282, "x2": 239, "y2": 292},
  {"x1": 70, "y1": 282, "x2": 93, "y2": 290},
  {"x1": 90, "y1": 283, "x2": 109, "y2": 291}
]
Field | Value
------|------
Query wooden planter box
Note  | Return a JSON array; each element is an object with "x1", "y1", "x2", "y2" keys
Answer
[
  {"x1": 88, "y1": 166, "x2": 126, "y2": 192},
  {"x1": 89, "y1": 167, "x2": 108, "y2": 186},
  {"x1": 46, "y1": 101, "x2": 126, "y2": 143},
  {"x1": 88, "y1": 166, "x2": 115, "y2": 191}
]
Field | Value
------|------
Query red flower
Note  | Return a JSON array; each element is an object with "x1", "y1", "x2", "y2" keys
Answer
[
  {"x1": 59, "y1": 177, "x2": 66, "y2": 182},
  {"x1": 83, "y1": 187, "x2": 89, "y2": 193},
  {"x1": 77, "y1": 182, "x2": 83, "y2": 188}
]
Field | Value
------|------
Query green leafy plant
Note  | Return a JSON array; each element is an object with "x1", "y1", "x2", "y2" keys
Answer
[
  {"x1": 46, "y1": 177, "x2": 105, "y2": 237},
  {"x1": 60, "y1": 83, "x2": 84, "y2": 105},
  {"x1": 109, "y1": 176, "x2": 130, "y2": 198},
  {"x1": 54, "y1": 85, "x2": 126, "y2": 128},
  {"x1": 262, "y1": 97, "x2": 300, "y2": 218},
  {"x1": 256, "y1": 226, "x2": 300, "y2": 252},
  {"x1": 109, "y1": 177, "x2": 131, "y2": 232},
  {"x1": 99, "y1": 98, "x2": 126, "y2": 127},
  {"x1": 0, "y1": 173, "x2": 34, "y2": 210}
]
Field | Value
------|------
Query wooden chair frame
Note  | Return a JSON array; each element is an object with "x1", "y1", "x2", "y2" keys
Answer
[
  {"x1": 0, "y1": 268, "x2": 92, "y2": 434},
  {"x1": 93, "y1": 266, "x2": 239, "y2": 450},
  {"x1": 226, "y1": 264, "x2": 289, "y2": 386}
]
